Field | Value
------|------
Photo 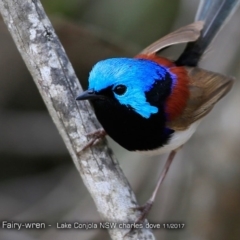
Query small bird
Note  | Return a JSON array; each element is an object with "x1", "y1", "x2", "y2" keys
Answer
[{"x1": 76, "y1": 0, "x2": 238, "y2": 221}]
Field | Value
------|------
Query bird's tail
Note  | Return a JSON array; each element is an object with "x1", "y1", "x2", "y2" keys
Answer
[{"x1": 176, "y1": 0, "x2": 240, "y2": 66}]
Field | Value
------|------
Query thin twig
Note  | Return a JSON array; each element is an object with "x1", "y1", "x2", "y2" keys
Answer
[{"x1": 0, "y1": 0, "x2": 154, "y2": 239}]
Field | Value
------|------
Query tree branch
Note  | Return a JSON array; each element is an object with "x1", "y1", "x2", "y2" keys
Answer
[{"x1": 0, "y1": 0, "x2": 154, "y2": 239}]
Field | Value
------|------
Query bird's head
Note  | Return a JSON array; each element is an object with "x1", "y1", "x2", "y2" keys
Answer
[{"x1": 76, "y1": 58, "x2": 175, "y2": 119}]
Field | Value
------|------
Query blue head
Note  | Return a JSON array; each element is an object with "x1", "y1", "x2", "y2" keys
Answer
[
  {"x1": 85, "y1": 58, "x2": 174, "y2": 118},
  {"x1": 76, "y1": 57, "x2": 176, "y2": 151}
]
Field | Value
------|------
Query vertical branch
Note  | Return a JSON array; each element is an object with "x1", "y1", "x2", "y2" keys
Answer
[{"x1": 0, "y1": 0, "x2": 154, "y2": 239}]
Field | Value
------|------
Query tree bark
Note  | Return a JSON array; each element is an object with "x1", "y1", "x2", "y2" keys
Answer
[{"x1": 0, "y1": 0, "x2": 154, "y2": 239}]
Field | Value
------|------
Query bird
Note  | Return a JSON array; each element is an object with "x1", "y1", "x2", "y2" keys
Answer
[{"x1": 76, "y1": 0, "x2": 238, "y2": 221}]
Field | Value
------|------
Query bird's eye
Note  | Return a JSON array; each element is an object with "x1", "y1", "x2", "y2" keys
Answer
[{"x1": 113, "y1": 85, "x2": 127, "y2": 95}]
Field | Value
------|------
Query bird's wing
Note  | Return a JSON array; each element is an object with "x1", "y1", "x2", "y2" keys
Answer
[
  {"x1": 167, "y1": 67, "x2": 234, "y2": 131},
  {"x1": 140, "y1": 21, "x2": 204, "y2": 55}
]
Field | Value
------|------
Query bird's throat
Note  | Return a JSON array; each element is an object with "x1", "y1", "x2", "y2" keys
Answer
[{"x1": 92, "y1": 100, "x2": 174, "y2": 151}]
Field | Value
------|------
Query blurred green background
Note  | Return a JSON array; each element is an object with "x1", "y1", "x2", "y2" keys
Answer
[{"x1": 0, "y1": 0, "x2": 240, "y2": 239}]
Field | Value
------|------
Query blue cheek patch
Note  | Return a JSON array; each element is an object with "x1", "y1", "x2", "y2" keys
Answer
[{"x1": 114, "y1": 86, "x2": 158, "y2": 118}]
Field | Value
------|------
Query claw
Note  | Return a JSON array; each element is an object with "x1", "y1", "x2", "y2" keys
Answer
[
  {"x1": 132, "y1": 200, "x2": 153, "y2": 224},
  {"x1": 86, "y1": 128, "x2": 106, "y2": 138},
  {"x1": 77, "y1": 128, "x2": 106, "y2": 154}
]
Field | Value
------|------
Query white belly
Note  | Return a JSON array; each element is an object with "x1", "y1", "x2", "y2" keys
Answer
[{"x1": 139, "y1": 120, "x2": 201, "y2": 155}]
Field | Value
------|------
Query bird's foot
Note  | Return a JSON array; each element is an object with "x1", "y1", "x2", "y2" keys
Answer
[
  {"x1": 133, "y1": 200, "x2": 154, "y2": 223},
  {"x1": 123, "y1": 201, "x2": 154, "y2": 237},
  {"x1": 131, "y1": 149, "x2": 178, "y2": 223},
  {"x1": 78, "y1": 128, "x2": 106, "y2": 154}
]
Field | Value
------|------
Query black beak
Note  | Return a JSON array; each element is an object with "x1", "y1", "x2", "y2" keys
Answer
[{"x1": 76, "y1": 89, "x2": 103, "y2": 101}]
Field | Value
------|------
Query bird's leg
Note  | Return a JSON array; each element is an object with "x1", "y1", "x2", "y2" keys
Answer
[
  {"x1": 134, "y1": 149, "x2": 178, "y2": 223},
  {"x1": 78, "y1": 128, "x2": 106, "y2": 154}
]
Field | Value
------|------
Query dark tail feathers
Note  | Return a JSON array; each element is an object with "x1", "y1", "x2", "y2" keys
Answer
[{"x1": 176, "y1": 0, "x2": 240, "y2": 66}]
